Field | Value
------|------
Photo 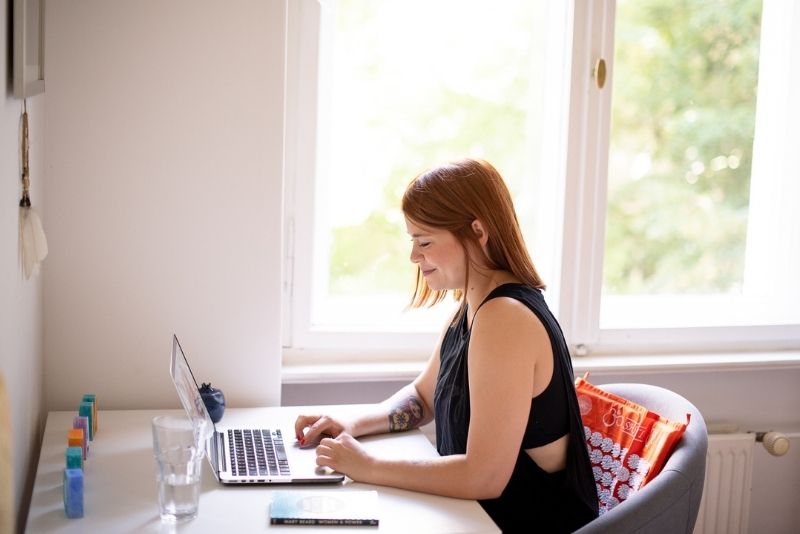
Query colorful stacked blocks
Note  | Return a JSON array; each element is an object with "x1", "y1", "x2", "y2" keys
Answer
[{"x1": 63, "y1": 393, "x2": 97, "y2": 519}]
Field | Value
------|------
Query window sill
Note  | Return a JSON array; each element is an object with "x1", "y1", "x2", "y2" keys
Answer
[{"x1": 281, "y1": 349, "x2": 800, "y2": 385}]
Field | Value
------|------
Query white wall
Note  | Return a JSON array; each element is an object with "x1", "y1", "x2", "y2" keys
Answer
[
  {"x1": 43, "y1": 0, "x2": 285, "y2": 411},
  {"x1": 1, "y1": 4, "x2": 46, "y2": 531}
]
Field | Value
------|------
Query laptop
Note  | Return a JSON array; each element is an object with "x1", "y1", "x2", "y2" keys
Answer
[{"x1": 170, "y1": 334, "x2": 345, "y2": 485}]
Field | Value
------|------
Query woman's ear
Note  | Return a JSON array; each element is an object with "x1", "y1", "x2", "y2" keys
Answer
[{"x1": 471, "y1": 219, "x2": 489, "y2": 247}]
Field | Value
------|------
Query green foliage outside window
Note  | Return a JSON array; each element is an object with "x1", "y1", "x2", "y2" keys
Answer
[
  {"x1": 325, "y1": 0, "x2": 762, "y2": 299},
  {"x1": 326, "y1": 0, "x2": 542, "y2": 297},
  {"x1": 605, "y1": 0, "x2": 762, "y2": 294}
]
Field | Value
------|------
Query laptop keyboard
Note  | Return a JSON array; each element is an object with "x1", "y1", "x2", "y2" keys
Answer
[{"x1": 228, "y1": 429, "x2": 290, "y2": 477}]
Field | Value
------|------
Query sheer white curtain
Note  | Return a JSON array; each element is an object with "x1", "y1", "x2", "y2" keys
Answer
[{"x1": 744, "y1": 0, "x2": 800, "y2": 321}]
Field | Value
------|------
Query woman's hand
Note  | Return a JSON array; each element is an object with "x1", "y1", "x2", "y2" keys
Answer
[
  {"x1": 314, "y1": 433, "x2": 374, "y2": 481},
  {"x1": 294, "y1": 414, "x2": 352, "y2": 446}
]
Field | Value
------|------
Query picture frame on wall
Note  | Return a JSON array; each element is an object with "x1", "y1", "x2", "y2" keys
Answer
[{"x1": 13, "y1": 0, "x2": 45, "y2": 98}]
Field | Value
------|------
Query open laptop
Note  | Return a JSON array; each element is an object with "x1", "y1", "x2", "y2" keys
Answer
[{"x1": 170, "y1": 334, "x2": 345, "y2": 485}]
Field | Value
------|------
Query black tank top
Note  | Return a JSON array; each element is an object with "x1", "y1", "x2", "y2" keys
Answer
[
  {"x1": 520, "y1": 336, "x2": 570, "y2": 448},
  {"x1": 434, "y1": 283, "x2": 598, "y2": 532}
]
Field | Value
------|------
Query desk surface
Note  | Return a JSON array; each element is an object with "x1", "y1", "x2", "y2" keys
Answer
[{"x1": 26, "y1": 407, "x2": 500, "y2": 533}]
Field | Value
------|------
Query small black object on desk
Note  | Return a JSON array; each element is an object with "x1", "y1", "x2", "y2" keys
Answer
[{"x1": 199, "y1": 383, "x2": 226, "y2": 423}]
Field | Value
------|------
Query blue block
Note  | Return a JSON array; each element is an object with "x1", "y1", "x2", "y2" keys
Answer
[
  {"x1": 63, "y1": 468, "x2": 84, "y2": 518},
  {"x1": 66, "y1": 447, "x2": 83, "y2": 469}
]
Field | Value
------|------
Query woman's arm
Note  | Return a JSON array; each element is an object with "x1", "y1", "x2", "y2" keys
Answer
[
  {"x1": 295, "y1": 319, "x2": 445, "y2": 444},
  {"x1": 314, "y1": 297, "x2": 550, "y2": 500}
]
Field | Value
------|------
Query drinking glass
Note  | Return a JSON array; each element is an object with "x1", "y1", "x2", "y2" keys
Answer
[{"x1": 151, "y1": 415, "x2": 204, "y2": 522}]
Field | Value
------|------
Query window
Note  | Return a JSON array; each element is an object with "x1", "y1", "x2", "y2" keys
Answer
[
  {"x1": 285, "y1": 0, "x2": 572, "y2": 355},
  {"x1": 285, "y1": 0, "x2": 800, "y2": 360},
  {"x1": 563, "y1": 0, "x2": 800, "y2": 353}
]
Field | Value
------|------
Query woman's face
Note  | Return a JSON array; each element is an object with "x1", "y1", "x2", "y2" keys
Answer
[{"x1": 405, "y1": 217, "x2": 467, "y2": 291}]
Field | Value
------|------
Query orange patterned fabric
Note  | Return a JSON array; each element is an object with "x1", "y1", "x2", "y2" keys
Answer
[{"x1": 575, "y1": 375, "x2": 688, "y2": 515}]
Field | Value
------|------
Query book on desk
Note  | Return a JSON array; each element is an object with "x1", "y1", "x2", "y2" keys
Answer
[{"x1": 269, "y1": 489, "x2": 379, "y2": 526}]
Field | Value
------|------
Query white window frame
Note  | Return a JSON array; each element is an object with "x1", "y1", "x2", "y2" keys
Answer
[
  {"x1": 284, "y1": 0, "x2": 445, "y2": 361},
  {"x1": 561, "y1": 0, "x2": 800, "y2": 356},
  {"x1": 284, "y1": 0, "x2": 800, "y2": 364}
]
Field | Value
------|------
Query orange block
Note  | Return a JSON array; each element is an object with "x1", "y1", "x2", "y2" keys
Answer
[
  {"x1": 67, "y1": 428, "x2": 86, "y2": 459},
  {"x1": 67, "y1": 428, "x2": 83, "y2": 447}
]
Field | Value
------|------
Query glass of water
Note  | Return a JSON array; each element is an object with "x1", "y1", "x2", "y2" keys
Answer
[{"x1": 151, "y1": 415, "x2": 204, "y2": 521}]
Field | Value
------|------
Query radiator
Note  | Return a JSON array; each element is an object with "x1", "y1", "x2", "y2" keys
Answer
[{"x1": 693, "y1": 433, "x2": 755, "y2": 534}]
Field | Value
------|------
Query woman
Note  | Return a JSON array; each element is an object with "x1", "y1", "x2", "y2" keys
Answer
[{"x1": 295, "y1": 159, "x2": 598, "y2": 532}]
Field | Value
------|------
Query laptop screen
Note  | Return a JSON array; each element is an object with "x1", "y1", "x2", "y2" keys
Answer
[{"x1": 170, "y1": 335, "x2": 214, "y2": 440}]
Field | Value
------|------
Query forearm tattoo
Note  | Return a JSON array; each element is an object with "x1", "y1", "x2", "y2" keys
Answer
[{"x1": 388, "y1": 396, "x2": 424, "y2": 432}]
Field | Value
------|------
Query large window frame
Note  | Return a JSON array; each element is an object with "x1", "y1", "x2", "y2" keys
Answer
[
  {"x1": 284, "y1": 0, "x2": 800, "y2": 364},
  {"x1": 562, "y1": 0, "x2": 800, "y2": 355}
]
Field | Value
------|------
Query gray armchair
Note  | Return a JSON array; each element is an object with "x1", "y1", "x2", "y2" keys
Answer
[{"x1": 575, "y1": 383, "x2": 708, "y2": 534}]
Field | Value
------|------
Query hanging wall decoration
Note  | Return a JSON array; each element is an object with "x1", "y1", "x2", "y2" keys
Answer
[{"x1": 19, "y1": 100, "x2": 48, "y2": 279}]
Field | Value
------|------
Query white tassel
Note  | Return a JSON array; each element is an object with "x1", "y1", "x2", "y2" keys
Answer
[
  {"x1": 20, "y1": 206, "x2": 48, "y2": 279},
  {"x1": 18, "y1": 100, "x2": 48, "y2": 280}
]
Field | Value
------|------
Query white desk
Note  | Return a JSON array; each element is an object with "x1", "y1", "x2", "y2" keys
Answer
[{"x1": 26, "y1": 407, "x2": 500, "y2": 533}]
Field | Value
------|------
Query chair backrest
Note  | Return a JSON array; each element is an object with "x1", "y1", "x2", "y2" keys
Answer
[{"x1": 574, "y1": 383, "x2": 708, "y2": 534}]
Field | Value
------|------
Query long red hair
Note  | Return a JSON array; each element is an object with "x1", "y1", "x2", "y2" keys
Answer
[{"x1": 401, "y1": 158, "x2": 545, "y2": 310}]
